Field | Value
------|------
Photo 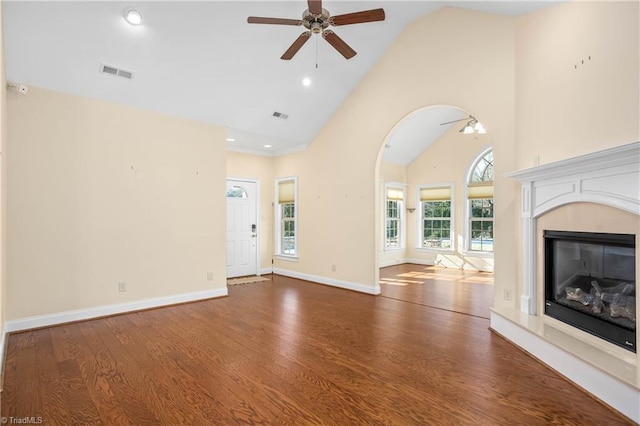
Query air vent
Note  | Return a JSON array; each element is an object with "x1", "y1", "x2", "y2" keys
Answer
[
  {"x1": 100, "y1": 63, "x2": 134, "y2": 80},
  {"x1": 117, "y1": 69, "x2": 133, "y2": 79},
  {"x1": 272, "y1": 111, "x2": 289, "y2": 120}
]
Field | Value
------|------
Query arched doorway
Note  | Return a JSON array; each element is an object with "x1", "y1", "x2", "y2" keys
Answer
[{"x1": 374, "y1": 104, "x2": 494, "y2": 318}]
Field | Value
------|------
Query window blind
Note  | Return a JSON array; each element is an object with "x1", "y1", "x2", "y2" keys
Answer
[
  {"x1": 467, "y1": 182, "x2": 494, "y2": 199},
  {"x1": 420, "y1": 187, "x2": 451, "y2": 201},
  {"x1": 278, "y1": 180, "x2": 295, "y2": 203},
  {"x1": 387, "y1": 188, "x2": 404, "y2": 201}
]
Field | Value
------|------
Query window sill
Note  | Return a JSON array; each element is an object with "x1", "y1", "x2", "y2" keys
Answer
[{"x1": 275, "y1": 254, "x2": 299, "y2": 262}]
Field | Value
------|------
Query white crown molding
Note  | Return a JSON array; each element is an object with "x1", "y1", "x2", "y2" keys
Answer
[
  {"x1": 273, "y1": 268, "x2": 381, "y2": 295},
  {"x1": 227, "y1": 143, "x2": 308, "y2": 158}
]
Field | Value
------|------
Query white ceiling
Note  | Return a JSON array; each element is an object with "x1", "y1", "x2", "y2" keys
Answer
[
  {"x1": 3, "y1": 1, "x2": 557, "y2": 157},
  {"x1": 383, "y1": 106, "x2": 468, "y2": 165}
]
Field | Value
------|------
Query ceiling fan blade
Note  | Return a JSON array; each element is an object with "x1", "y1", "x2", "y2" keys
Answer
[
  {"x1": 322, "y1": 30, "x2": 356, "y2": 59},
  {"x1": 247, "y1": 17, "x2": 302, "y2": 26},
  {"x1": 331, "y1": 8, "x2": 385, "y2": 26},
  {"x1": 281, "y1": 31, "x2": 312, "y2": 60},
  {"x1": 308, "y1": 0, "x2": 323, "y2": 15}
]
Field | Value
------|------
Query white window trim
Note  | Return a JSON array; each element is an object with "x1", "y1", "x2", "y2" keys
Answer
[
  {"x1": 384, "y1": 182, "x2": 406, "y2": 251},
  {"x1": 416, "y1": 183, "x2": 455, "y2": 253},
  {"x1": 464, "y1": 147, "x2": 494, "y2": 255},
  {"x1": 275, "y1": 176, "x2": 298, "y2": 259}
]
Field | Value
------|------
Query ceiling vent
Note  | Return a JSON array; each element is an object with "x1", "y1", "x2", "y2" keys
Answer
[
  {"x1": 100, "y1": 63, "x2": 134, "y2": 80},
  {"x1": 272, "y1": 111, "x2": 289, "y2": 120}
]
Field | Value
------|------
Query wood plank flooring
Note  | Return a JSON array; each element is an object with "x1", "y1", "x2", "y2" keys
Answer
[
  {"x1": 1, "y1": 274, "x2": 633, "y2": 425},
  {"x1": 380, "y1": 264, "x2": 494, "y2": 319}
]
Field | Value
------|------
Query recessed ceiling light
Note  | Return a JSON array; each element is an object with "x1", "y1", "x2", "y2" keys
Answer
[
  {"x1": 263, "y1": 144, "x2": 272, "y2": 148},
  {"x1": 124, "y1": 9, "x2": 142, "y2": 26},
  {"x1": 301, "y1": 77, "x2": 312, "y2": 87},
  {"x1": 226, "y1": 138, "x2": 235, "y2": 142}
]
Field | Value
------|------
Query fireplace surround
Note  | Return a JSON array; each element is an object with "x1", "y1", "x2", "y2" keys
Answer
[{"x1": 491, "y1": 141, "x2": 640, "y2": 422}]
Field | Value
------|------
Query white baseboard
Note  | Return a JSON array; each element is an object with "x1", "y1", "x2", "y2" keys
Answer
[
  {"x1": 273, "y1": 268, "x2": 380, "y2": 295},
  {"x1": 490, "y1": 310, "x2": 639, "y2": 423},
  {"x1": 403, "y1": 258, "x2": 436, "y2": 266},
  {"x1": 259, "y1": 267, "x2": 273, "y2": 275},
  {"x1": 4, "y1": 287, "x2": 228, "y2": 334},
  {"x1": 378, "y1": 258, "x2": 408, "y2": 268}
]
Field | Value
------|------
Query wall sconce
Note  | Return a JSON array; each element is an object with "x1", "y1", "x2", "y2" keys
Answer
[
  {"x1": 440, "y1": 115, "x2": 486, "y2": 135},
  {"x1": 407, "y1": 207, "x2": 416, "y2": 213}
]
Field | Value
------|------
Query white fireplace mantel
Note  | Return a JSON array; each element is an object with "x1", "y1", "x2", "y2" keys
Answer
[
  {"x1": 506, "y1": 141, "x2": 640, "y2": 315},
  {"x1": 491, "y1": 142, "x2": 640, "y2": 422}
]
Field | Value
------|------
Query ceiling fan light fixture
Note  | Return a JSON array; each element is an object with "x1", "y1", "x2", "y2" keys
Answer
[
  {"x1": 461, "y1": 123, "x2": 475, "y2": 134},
  {"x1": 474, "y1": 121, "x2": 486, "y2": 134},
  {"x1": 124, "y1": 9, "x2": 142, "y2": 26}
]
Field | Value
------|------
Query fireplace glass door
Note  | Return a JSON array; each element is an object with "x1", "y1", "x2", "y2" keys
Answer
[{"x1": 544, "y1": 231, "x2": 636, "y2": 352}]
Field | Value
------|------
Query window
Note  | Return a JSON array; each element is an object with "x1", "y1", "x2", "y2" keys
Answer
[
  {"x1": 276, "y1": 178, "x2": 297, "y2": 257},
  {"x1": 385, "y1": 187, "x2": 404, "y2": 249},
  {"x1": 226, "y1": 186, "x2": 248, "y2": 198},
  {"x1": 420, "y1": 186, "x2": 452, "y2": 249},
  {"x1": 467, "y1": 150, "x2": 494, "y2": 252}
]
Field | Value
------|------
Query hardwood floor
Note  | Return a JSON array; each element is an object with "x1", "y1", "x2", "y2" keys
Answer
[
  {"x1": 380, "y1": 264, "x2": 494, "y2": 319},
  {"x1": 1, "y1": 274, "x2": 632, "y2": 425}
]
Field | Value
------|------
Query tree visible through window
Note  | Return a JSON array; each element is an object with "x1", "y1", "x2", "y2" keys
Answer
[
  {"x1": 281, "y1": 202, "x2": 296, "y2": 255},
  {"x1": 385, "y1": 187, "x2": 404, "y2": 249},
  {"x1": 422, "y1": 200, "x2": 451, "y2": 249},
  {"x1": 277, "y1": 178, "x2": 297, "y2": 256},
  {"x1": 468, "y1": 150, "x2": 494, "y2": 252},
  {"x1": 226, "y1": 186, "x2": 248, "y2": 198},
  {"x1": 386, "y1": 199, "x2": 400, "y2": 248}
]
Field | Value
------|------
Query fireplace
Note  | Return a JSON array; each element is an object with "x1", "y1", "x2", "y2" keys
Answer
[
  {"x1": 544, "y1": 230, "x2": 636, "y2": 352},
  {"x1": 492, "y1": 142, "x2": 640, "y2": 423}
]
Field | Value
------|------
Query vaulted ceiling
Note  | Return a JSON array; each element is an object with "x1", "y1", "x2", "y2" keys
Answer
[{"x1": 3, "y1": 1, "x2": 556, "y2": 157}]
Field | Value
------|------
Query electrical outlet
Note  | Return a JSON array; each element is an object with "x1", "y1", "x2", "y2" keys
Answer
[
  {"x1": 206, "y1": 272, "x2": 214, "y2": 281},
  {"x1": 504, "y1": 289, "x2": 512, "y2": 301},
  {"x1": 331, "y1": 264, "x2": 336, "y2": 272},
  {"x1": 118, "y1": 281, "x2": 127, "y2": 292}
]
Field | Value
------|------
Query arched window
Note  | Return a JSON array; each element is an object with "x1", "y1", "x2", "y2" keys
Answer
[
  {"x1": 226, "y1": 186, "x2": 248, "y2": 198},
  {"x1": 467, "y1": 149, "x2": 494, "y2": 252}
]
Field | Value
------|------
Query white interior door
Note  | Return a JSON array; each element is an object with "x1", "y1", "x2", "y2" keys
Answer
[{"x1": 226, "y1": 179, "x2": 258, "y2": 278}]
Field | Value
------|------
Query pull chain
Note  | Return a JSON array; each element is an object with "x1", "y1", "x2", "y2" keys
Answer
[{"x1": 315, "y1": 35, "x2": 319, "y2": 69}]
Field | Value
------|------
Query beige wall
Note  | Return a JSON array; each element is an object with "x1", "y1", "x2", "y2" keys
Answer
[
  {"x1": 405, "y1": 125, "x2": 494, "y2": 271},
  {"x1": 515, "y1": 1, "x2": 639, "y2": 168},
  {"x1": 226, "y1": 151, "x2": 274, "y2": 272},
  {"x1": 2, "y1": 1, "x2": 634, "y2": 333},
  {"x1": 512, "y1": 0, "x2": 640, "y2": 310},
  {"x1": 7, "y1": 87, "x2": 227, "y2": 319},
  {"x1": 266, "y1": 7, "x2": 515, "y2": 290}
]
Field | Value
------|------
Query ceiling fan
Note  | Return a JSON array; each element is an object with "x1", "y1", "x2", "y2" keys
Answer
[{"x1": 247, "y1": 0, "x2": 385, "y2": 60}]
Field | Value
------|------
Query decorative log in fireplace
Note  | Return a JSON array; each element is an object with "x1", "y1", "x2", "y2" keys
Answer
[{"x1": 544, "y1": 230, "x2": 636, "y2": 352}]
